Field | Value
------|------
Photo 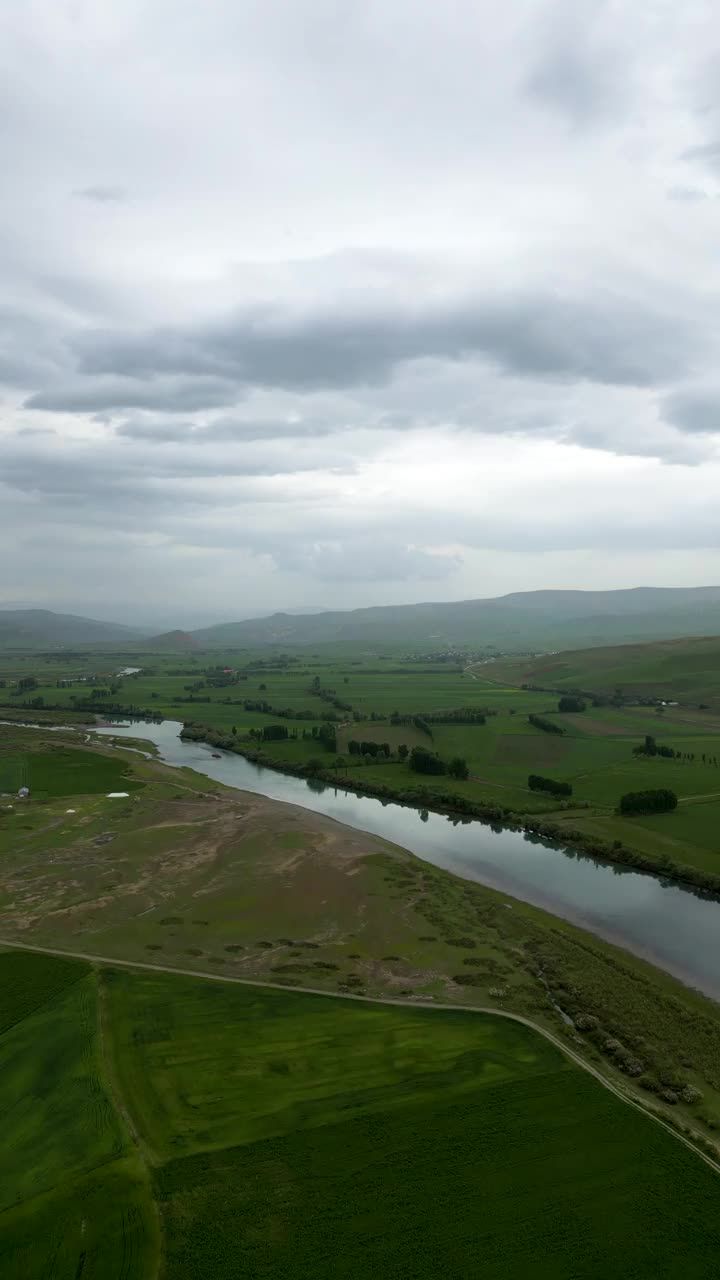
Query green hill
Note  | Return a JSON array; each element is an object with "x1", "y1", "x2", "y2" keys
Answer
[
  {"x1": 141, "y1": 629, "x2": 198, "y2": 651},
  {"x1": 0, "y1": 609, "x2": 146, "y2": 651},
  {"x1": 482, "y1": 634, "x2": 720, "y2": 706},
  {"x1": 191, "y1": 586, "x2": 720, "y2": 652}
]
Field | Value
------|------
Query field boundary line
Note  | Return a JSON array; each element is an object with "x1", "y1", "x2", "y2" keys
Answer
[
  {"x1": 96, "y1": 969, "x2": 164, "y2": 1279},
  {"x1": 2, "y1": 936, "x2": 719, "y2": 1180}
]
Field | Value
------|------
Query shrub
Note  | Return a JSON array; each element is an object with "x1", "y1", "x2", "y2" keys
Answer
[
  {"x1": 618, "y1": 788, "x2": 678, "y2": 815},
  {"x1": 409, "y1": 746, "x2": 446, "y2": 775},
  {"x1": 574, "y1": 1014, "x2": 599, "y2": 1032},
  {"x1": 528, "y1": 774, "x2": 572, "y2": 798},
  {"x1": 680, "y1": 1085, "x2": 703, "y2": 1104},
  {"x1": 444, "y1": 936, "x2": 476, "y2": 948},
  {"x1": 448, "y1": 756, "x2": 469, "y2": 780}
]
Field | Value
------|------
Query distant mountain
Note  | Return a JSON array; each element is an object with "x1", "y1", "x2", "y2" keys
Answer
[
  {"x1": 0, "y1": 609, "x2": 146, "y2": 650},
  {"x1": 189, "y1": 586, "x2": 720, "y2": 652},
  {"x1": 142, "y1": 629, "x2": 198, "y2": 651},
  {"x1": 484, "y1": 634, "x2": 720, "y2": 706}
]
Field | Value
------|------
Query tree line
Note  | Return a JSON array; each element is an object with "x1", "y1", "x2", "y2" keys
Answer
[{"x1": 528, "y1": 714, "x2": 565, "y2": 736}]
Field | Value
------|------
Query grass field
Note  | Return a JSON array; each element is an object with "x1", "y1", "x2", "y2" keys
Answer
[
  {"x1": 5, "y1": 947, "x2": 720, "y2": 1279},
  {"x1": 484, "y1": 635, "x2": 720, "y2": 707},
  {"x1": 0, "y1": 951, "x2": 157, "y2": 1280},
  {"x1": 0, "y1": 738, "x2": 144, "y2": 799}
]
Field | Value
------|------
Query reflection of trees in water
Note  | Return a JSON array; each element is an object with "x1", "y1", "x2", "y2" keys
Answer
[{"x1": 306, "y1": 776, "x2": 327, "y2": 794}]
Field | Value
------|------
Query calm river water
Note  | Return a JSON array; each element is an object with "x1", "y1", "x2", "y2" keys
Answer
[{"x1": 94, "y1": 718, "x2": 720, "y2": 1000}]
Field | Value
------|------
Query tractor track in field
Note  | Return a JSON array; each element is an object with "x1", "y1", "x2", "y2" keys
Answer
[{"x1": 1, "y1": 935, "x2": 719, "y2": 1181}]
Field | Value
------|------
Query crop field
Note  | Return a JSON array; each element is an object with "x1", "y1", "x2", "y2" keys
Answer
[
  {"x1": 0, "y1": 951, "x2": 157, "y2": 1280},
  {"x1": 6, "y1": 955, "x2": 720, "y2": 1280}
]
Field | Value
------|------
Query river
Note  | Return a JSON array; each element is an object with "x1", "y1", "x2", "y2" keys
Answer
[{"x1": 90, "y1": 718, "x2": 720, "y2": 999}]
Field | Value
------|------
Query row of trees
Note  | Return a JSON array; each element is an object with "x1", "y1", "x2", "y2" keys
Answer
[
  {"x1": 558, "y1": 696, "x2": 586, "y2": 713},
  {"x1": 618, "y1": 788, "x2": 678, "y2": 815},
  {"x1": 528, "y1": 714, "x2": 565, "y2": 736},
  {"x1": 408, "y1": 746, "x2": 469, "y2": 780},
  {"x1": 348, "y1": 740, "x2": 393, "y2": 758},
  {"x1": 528, "y1": 774, "x2": 572, "y2": 798}
]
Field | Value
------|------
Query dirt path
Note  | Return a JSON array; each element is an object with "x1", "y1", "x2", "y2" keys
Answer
[{"x1": 2, "y1": 935, "x2": 718, "y2": 1180}]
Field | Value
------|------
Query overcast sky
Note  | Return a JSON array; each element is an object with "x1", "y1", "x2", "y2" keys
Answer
[{"x1": 2, "y1": 0, "x2": 720, "y2": 624}]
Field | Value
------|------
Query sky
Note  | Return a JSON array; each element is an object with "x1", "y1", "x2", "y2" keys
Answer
[{"x1": 2, "y1": 0, "x2": 720, "y2": 625}]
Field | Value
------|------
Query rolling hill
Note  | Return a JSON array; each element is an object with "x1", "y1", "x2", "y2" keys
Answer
[
  {"x1": 190, "y1": 586, "x2": 720, "y2": 652},
  {"x1": 481, "y1": 634, "x2": 720, "y2": 705},
  {"x1": 141, "y1": 629, "x2": 199, "y2": 651},
  {"x1": 0, "y1": 609, "x2": 147, "y2": 651}
]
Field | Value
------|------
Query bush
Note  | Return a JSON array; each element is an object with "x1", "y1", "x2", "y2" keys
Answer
[
  {"x1": 574, "y1": 1014, "x2": 599, "y2": 1032},
  {"x1": 409, "y1": 746, "x2": 446, "y2": 776},
  {"x1": 528, "y1": 774, "x2": 572, "y2": 798},
  {"x1": 448, "y1": 756, "x2": 469, "y2": 780},
  {"x1": 618, "y1": 788, "x2": 678, "y2": 815},
  {"x1": 680, "y1": 1085, "x2": 703, "y2": 1104}
]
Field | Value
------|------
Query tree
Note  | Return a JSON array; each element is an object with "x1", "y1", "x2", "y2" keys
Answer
[
  {"x1": 398, "y1": 744, "x2": 409, "y2": 761},
  {"x1": 262, "y1": 724, "x2": 289, "y2": 741},
  {"x1": 528, "y1": 774, "x2": 572, "y2": 798},
  {"x1": 409, "y1": 746, "x2": 446, "y2": 776},
  {"x1": 528, "y1": 713, "x2": 564, "y2": 736},
  {"x1": 19, "y1": 676, "x2": 38, "y2": 692},
  {"x1": 558, "y1": 696, "x2": 586, "y2": 713},
  {"x1": 448, "y1": 757, "x2": 469, "y2": 780},
  {"x1": 618, "y1": 788, "x2": 677, "y2": 815}
]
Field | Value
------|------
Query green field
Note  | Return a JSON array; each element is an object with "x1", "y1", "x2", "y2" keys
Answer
[
  {"x1": 0, "y1": 952, "x2": 157, "y2": 1280},
  {"x1": 485, "y1": 635, "x2": 720, "y2": 707},
  {"x1": 0, "y1": 741, "x2": 143, "y2": 799},
  {"x1": 3, "y1": 951, "x2": 720, "y2": 1279}
]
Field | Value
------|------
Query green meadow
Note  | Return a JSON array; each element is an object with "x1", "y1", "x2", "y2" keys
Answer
[
  {"x1": 4, "y1": 641, "x2": 720, "y2": 879},
  {"x1": 3, "y1": 949, "x2": 720, "y2": 1279}
]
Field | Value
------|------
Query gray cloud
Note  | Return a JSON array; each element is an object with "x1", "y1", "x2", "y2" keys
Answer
[
  {"x1": 526, "y1": 44, "x2": 621, "y2": 125},
  {"x1": 667, "y1": 185, "x2": 710, "y2": 202},
  {"x1": 276, "y1": 540, "x2": 462, "y2": 583},
  {"x1": 25, "y1": 376, "x2": 242, "y2": 413},
  {"x1": 66, "y1": 288, "x2": 695, "y2": 398},
  {"x1": 664, "y1": 390, "x2": 720, "y2": 434},
  {"x1": 681, "y1": 141, "x2": 720, "y2": 171},
  {"x1": 74, "y1": 185, "x2": 127, "y2": 203}
]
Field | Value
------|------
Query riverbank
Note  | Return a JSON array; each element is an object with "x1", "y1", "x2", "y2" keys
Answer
[
  {"x1": 7, "y1": 718, "x2": 720, "y2": 1157},
  {"x1": 179, "y1": 721, "x2": 720, "y2": 898}
]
